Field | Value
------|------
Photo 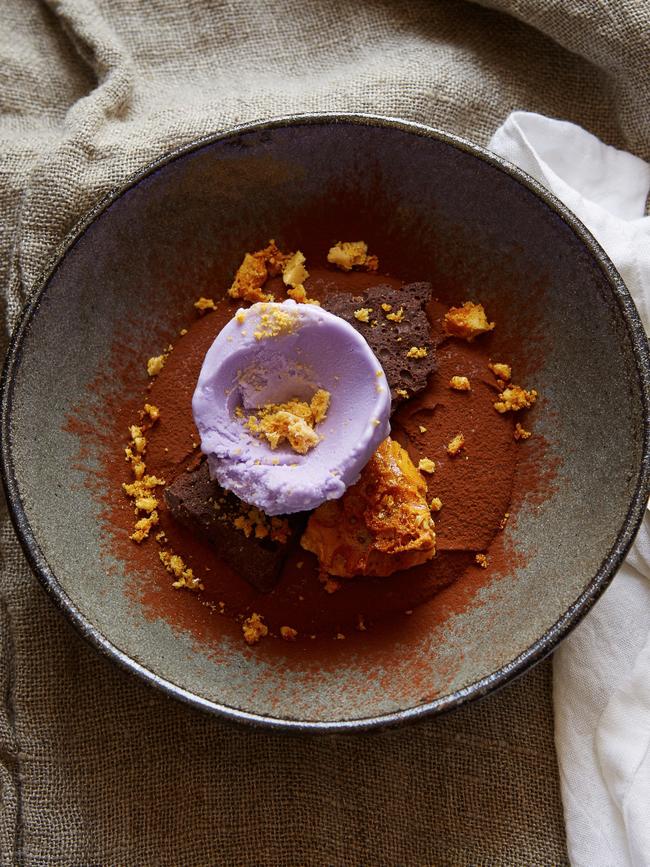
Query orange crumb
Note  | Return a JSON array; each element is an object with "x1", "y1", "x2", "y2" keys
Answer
[
  {"x1": 242, "y1": 612, "x2": 268, "y2": 645},
  {"x1": 444, "y1": 301, "x2": 495, "y2": 341},
  {"x1": 280, "y1": 626, "x2": 298, "y2": 641},
  {"x1": 475, "y1": 553, "x2": 488, "y2": 568},
  {"x1": 418, "y1": 457, "x2": 436, "y2": 474},
  {"x1": 159, "y1": 549, "x2": 203, "y2": 591},
  {"x1": 354, "y1": 307, "x2": 372, "y2": 323},
  {"x1": 514, "y1": 422, "x2": 532, "y2": 440},
  {"x1": 242, "y1": 390, "x2": 330, "y2": 454},
  {"x1": 489, "y1": 361, "x2": 511, "y2": 380},
  {"x1": 494, "y1": 385, "x2": 538, "y2": 413},
  {"x1": 252, "y1": 304, "x2": 298, "y2": 340},
  {"x1": 406, "y1": 346, "x2": 428, "y2": 359},
  {"x1": 446, "y1": 433, "x2": 465, "y2": 456},
  {"x1": 282, "y1": 251, "x2": 318, "y2": 304},
  {"x1": 429, "y1": 497, "x2": 443, "y2": 512},
  {"x1": 449, "y1": 375, "x2": 471, "y2": 391},
  {"x1": 229, "y1": 240, "x2": 291, "y2": 303},
  {"x1": 327, "y1": 241, "x2": 378, "y2": 272},
  {"x1": 147, "y1": 354, "x2": 166, "y2": 377},
  {"x1": 194, "y1": 297, "x2": 217, "y2": 314}
]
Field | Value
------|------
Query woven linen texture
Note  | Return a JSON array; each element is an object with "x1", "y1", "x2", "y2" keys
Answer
[{"x1": 2, "y1": 0, "x2": 648, "y2": 863}]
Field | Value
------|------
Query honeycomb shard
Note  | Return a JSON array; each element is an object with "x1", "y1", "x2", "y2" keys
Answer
[{"x1": 301, "y1": 437, "x2": 436, "y2": 578}]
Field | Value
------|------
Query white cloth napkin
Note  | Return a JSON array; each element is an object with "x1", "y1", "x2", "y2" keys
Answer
[{"x1": 489, "y1": 112, "x2": 650, "y2": 867}]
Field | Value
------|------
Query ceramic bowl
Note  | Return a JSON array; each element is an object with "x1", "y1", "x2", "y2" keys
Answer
[{"x1": 2, "y1": 115, "x2": 649, "y2": 731}]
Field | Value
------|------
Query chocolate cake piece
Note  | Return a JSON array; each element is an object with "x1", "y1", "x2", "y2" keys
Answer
[
  {"x1": 165, "y1": 462, "x2": 303, "y2": 592},
  {"x1": 323, "y1": 282, "x2": 436, "y2": 407}
]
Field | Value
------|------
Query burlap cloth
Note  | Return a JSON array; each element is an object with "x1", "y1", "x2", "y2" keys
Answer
[{"x1": 1, "y1": 1, "x2": 648, "y2": 864}]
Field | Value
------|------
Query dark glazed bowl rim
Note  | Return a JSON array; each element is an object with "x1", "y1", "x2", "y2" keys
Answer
[{"x1": 2, "y1": 113, "x2": 649, "y2": 732}]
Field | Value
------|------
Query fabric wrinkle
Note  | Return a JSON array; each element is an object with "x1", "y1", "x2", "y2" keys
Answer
[{"x1": 2, "y1": 1, "x2": 650, "y2": 864}]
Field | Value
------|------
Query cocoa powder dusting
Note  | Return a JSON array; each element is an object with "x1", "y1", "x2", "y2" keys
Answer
[{"x1": 66, "y1": 261, "x2": 555, "y2": 670}]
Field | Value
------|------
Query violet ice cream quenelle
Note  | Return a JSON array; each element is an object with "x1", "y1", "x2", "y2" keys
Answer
[{"x1": 192, "y1": 300, "x2": 391, "y2": 515}]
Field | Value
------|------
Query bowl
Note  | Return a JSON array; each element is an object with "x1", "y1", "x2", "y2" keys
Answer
[{"x1": 2, "y1": 114, "x2": 649, "y2": 731}]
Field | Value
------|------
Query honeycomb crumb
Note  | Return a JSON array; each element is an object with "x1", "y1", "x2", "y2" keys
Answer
[
  {"x1": 395, "y1": 388, "x2": 409, "y2": 399},
  {"x1": 335, "y1": 633, "x2": 346, "y2": 640},
  {"x1": 489, "y1": 361, "x2": 511, "y2": 381},
  {"x1": 494, "y1": 385, "x2": 538, "y2": 413},
  {"x1": 242, "y1": 389, "x2": 330, "y2": 454},
  {"x1": 327, "y1": 241, "x2": 378, "y2": 272},
  {"x1": 159, "y1": 549, "x2": 203, "y2": 591},
  {"x1": 475, "y1": 553, "x2": 488, "y2": 568},
  {"x1": 444, "y1": 301, "x2": 495, "y2": 341},
  {"x1": 252, "y1": 304, "x2": 299, "y2": 340},
  {"x1": 180, "y1": 328, "x2": 188, "y2": 336},
  {"x1": 280, "y1": 625, "x2": 298, "y2": 641},
  {"x1": 143, "y1": 403, "x2": 160, "y2": 422},
  {"x1": 310, "y1": 389, "x2": 330, "y2": 423},
  {"x1": 122, "y1": 475, "x2": 165, "y2": 501},
  {"x1": 231, "y1": 507, "x2": 290, "y2": 544},
  {"x1": 406, "y1": 346, "x2": 428, "y2": 359},
  {"x1": 354, "y1": 307, "x2": 373, "y2": 323},
  {"x1": 194, "y1": 297, "x2": 217, "y2": 314},
  {"x1": 242, "y1": 612, "x2": 268, "y2": 645},
  {"x1": 418, "y1": 457, "x2": 436, "y2": 474},
  {"x1": 449, "y1": 375, "x2": 471, "y2": 391},
  {"x1": 386, "y1": 307, "x2": 404, "y2": 322},
  {"x1": 418, "y1": 425, "x2": 427, "y2": 433},
  {"x1": 123, "y1": 417, "x2": 166, "y2": 542},
  {"x1": 514, "y1": 422, "x2": 532, "y2": 440},
  {"x1": 356, "y1": 614, "x2": 367, "y2": 632},
  {"x1": 130, "y1": 511, "x2": 159, "y2": 543},
  {"x1": 134, "y1": 494, "x2": 158, "y2": 513},
  {"x1": 147, "y1": 354, "x2": 166, "y2": 377},
  {"x1": 446, "y1": 433, "x2": 465, "y2": 456},
  {"x1": 499, "y1": 512, "x2": 510, "y2": 530},
  {"x1": 283, "y1": 251, "x2": 318, "y2": 304},
  {"x1": 429, "y1": 497, "x2": 443, "y2": 512},
  {"x1": 228, "y1": 240, "x2": 291, "y2": 303},
  {"x1": 322, "y1": 576, "x2": 341, "y2": 594},
  {"x1": 283, "y1": 250, "x2": 309, "y2": 287},
  {"x1": 302, "y1": 438, "x2": 436, "y2": 578}
]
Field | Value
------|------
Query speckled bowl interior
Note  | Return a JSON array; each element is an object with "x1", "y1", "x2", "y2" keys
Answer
[{"x1": 2, "y1": 116, "x2": 649, "y2": 730}]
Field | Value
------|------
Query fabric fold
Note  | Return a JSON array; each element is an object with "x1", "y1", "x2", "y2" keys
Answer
[{"x1": 490, "y1": 111, "x2": 650, "y2": 867}]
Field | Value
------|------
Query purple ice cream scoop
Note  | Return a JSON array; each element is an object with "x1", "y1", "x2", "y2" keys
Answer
[{"x1": 192, "y1": 300, "x2": 391, "y2": 515}]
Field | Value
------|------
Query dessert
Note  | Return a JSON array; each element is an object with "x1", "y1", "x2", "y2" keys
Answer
[
  {"x1": 116, "y1": 239, "x2": 538, "y2": 643},
  {"x1": 323, "y1": 283, "x2": 436, "y2": 406},
  {"x1": 301, "y1": 437, "x2": 436, "y2": 578},
  {"x1": 192, "y1": 300, "x2": 391, "y2": 515}
]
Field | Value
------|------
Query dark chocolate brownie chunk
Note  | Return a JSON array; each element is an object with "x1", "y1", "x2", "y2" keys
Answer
[
  {"x1": 323, "y1": 282, "x2": 436, "y2": 407},
  {"x1": 165, "y1": 462, "x2": 304, "y2": 592}
]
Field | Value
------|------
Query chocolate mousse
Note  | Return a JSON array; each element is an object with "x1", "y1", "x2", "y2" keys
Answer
[
  {"x1": 165, "y1": 462, "x2": 303, "y2": 592},
  {"x1": 323, "y1": 282, "x2": 436, "y2": 406}
]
